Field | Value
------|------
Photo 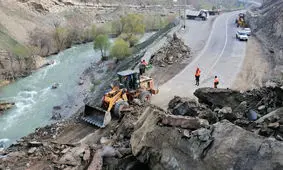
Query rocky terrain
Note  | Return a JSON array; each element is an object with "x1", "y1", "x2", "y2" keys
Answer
[
  {"x1": 1, "y1": 84, "x2": 283, "y2": 169},
  {"x1": 247, "y1": 0, "x2": 283, "y2": 79}
]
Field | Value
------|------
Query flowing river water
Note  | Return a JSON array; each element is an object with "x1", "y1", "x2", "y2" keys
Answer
[{"x1": 0, "y1": 32, "x2": 156, "y2": 148}]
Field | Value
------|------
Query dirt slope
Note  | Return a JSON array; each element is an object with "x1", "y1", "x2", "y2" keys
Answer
[{"x1": 247, "y1": 0, "x2": 283, "y2": 78}]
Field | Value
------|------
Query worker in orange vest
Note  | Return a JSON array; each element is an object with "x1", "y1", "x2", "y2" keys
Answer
[
  {"x1": 195, "y1": 67, "x2": 201, "y2": 86},
  {"x1": 214, "y1": 76, "x2": 219, "y2": 88}
]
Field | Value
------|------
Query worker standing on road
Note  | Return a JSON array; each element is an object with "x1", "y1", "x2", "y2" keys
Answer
[
  {"x1": 214, "y1": 76, "x2": 219, "y2": 88},
  {"x1": 195, "y1": 67, "x2": 201, "y2": 86}
]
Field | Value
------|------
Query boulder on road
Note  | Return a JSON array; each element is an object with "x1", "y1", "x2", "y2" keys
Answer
[
  {"x1": 194, "y1": 88, "x2": 244, "y2": 109},
  {"x1": 131, "y1": 106, "x2": 283, "y2": 170}
]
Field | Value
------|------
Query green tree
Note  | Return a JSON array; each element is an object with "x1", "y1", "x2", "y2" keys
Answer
[
  {"x1": 120, "y1": 14, "x2": 145, "y2": 44},
  {"x1": 93, "y1": 34, "x2": 110, "y2": 57},
  {"x1": 110, "y1": 38, "x2": 131, "y2": 60}
]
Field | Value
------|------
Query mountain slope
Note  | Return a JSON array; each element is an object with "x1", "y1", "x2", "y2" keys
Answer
[{"x1": 247, "y1": 0, "x2": 283, "y2": 78}]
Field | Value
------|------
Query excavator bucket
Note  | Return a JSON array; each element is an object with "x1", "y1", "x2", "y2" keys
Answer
[{"x1": 81, "y1": 105, "x2": 112, "y2": 128}]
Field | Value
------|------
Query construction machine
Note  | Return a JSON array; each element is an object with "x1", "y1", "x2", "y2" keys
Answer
[
  {"x1": 81, "y1": 69, "x2": 159, "y2": 128},
  {"x1": 236, "y1": 13, "x2": 246, "y2": 28}
]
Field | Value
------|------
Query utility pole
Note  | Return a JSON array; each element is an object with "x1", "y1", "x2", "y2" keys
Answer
[{"x1": 183, "y1": 0, "x2": 186, "y2": 28}]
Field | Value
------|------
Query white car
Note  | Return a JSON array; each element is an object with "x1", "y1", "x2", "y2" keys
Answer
[
  {"x1": 236, "y1": 30, "x2": 248, "y2": 41},
  {"x1": 243, "y1": 28, "x2": 251, "y2": 36}
]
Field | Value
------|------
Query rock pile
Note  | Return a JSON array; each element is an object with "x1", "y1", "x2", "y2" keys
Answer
[
  {"x1": 150, "y1": 34, "x2": 191, "y2": 67},
  {"x1": 0, "y1": 104, "x2": 148, "y2": 169},
  {"x1": 2, "y1": 86, "x2": 283, "y2": 170},
  {"x1": 168, "y1": 86, "x2": 283, "y2": 141}
]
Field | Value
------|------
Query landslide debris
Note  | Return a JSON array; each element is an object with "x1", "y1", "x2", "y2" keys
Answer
[
  {"x1": 192, "y1": 86, "x2": 283, "y2": 140},
  {"x1": 2, "y1": 85, "x2": 283, "y2": 170},
  {"x1": 150, "y1": 33, "x2": 191, "y2": 67}
]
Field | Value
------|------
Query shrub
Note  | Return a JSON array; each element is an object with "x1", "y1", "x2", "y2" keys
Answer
[{"x1": 110, "y1": 38, "x2": 131, "y2": 60}]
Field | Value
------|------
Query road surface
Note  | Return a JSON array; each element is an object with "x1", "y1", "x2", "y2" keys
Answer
[{"x1": 152, "y1": 11, "x2": 247, "y2": 109}]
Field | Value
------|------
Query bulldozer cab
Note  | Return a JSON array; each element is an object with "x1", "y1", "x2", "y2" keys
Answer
[{"x1": 117, "y1": 70, "x2": 140, "y2": 91}]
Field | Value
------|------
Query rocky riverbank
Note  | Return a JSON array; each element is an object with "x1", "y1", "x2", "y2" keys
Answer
[{"x1": 1, "y1": 83, "x2": 283, "y2": 169}]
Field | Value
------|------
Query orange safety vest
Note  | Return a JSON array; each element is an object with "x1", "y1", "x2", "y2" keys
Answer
[
  {"x1": 195, "y1": 69, "x2": 201, "y2": 76},
  {"x1": 214, "y1": 78, "x2": 219, "y2": 83}
]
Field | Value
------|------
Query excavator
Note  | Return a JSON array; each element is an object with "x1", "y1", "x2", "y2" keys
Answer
[
  {"x1": 81, "y1": 69, "x2": 159, "y2": 128},
  {"x1": 236, "y1": 13, "x2": 246, "y2": 28}
]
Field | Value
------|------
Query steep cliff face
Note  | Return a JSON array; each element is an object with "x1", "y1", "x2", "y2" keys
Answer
[{"x1": 247, "y1": 0, "x2": 283, "y2": 78}]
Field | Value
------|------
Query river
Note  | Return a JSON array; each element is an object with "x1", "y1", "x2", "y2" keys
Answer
[{"x1": 0, "y1": 32, "x2": 156, "y2": 148}]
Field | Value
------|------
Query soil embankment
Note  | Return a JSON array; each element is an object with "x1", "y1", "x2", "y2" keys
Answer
[
  {"x1": 233, "y1": 36, "x2": 270, "y2": 90},
  {"x1": 247, "y1": 0, "x2": 283, "y2": 79}
]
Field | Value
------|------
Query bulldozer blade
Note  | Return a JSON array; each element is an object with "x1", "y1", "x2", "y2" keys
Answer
[{"x1": 81, "y1": 105, "x2": 112, "y2": 128}]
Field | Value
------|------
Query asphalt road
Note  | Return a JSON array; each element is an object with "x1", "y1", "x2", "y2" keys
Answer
[{"x1": 152, "y1": 11, "x2": 247, "y2": 109}]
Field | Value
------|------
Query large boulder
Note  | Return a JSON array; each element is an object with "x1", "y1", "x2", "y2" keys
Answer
[
  {"x1": 131, "y1": 108, "x2": 283, "y2": 170},
  {"x1": 168, "y1": 96, "x2": 200, "y2": 116},
  {"x1": 194, "y1": 88, "x2": 244, "y2": 109},
  {"x1": 194, "y1": 87, "x2": 283, "y2": 113}
]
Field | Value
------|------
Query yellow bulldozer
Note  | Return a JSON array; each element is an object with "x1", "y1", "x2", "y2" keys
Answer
[
  {"x1": 82, "y1": 70, "x2": 159, "y2": 128},
  {"x1": 236, "y1": 13, "x2": 247, "y2": 28}
]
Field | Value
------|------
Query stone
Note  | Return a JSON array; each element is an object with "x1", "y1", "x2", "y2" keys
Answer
[
  {"x1": 234, "y1": 101, "x2": 247, "y2": 114},
  {"x1": 0, "y1": 102, "x2": 15, "y2": 111},
  {"x1": 275, "y1": 134, "x2": 283, "y2": 141},
  {"x1": 28, "y1": 141, "x2": 43, "y2": 147},
  {"x1": 100, "y1": 137, "x2": 112, "y2": 145},
  {"x1": 83, "y1": 148, "x2": 91, "y2": 161},
  {"x1": 61, "y1": 147, "x2": 71, "y2": 154},
  {"x1": 198, "y1": 109, "x2": 218, "y2": 124},
  {"x1": 168, "y1": 97, "x2": 199, "y2": 117},
  {"x1": 117, "y1": 148, "x2": 132, "y2": 156},
  {"x1": 78, "y1": 80, "x2": 84, "y2": 85},
  {"x1": 195, "y1": 128, "x2": 212, "y2": 142},
  {"x1": 8, "y1": 151, "x2": 26, "y2": 157},
  {"x1": 168, "y1": 56, "x2": 174, "y2": 62},
  {"x1": 268, "y1": 122, "x2": 279, "y2": 129},
  {"x1": 132, "y1": 99, "x2": 142, "y2": 106},
  {"x1": 51, "y1": 83, "x2": 59, "y2": 89},
  {"x1": 28, "y1": 147, "x2": 37, "y2": 154},
  {"x1": 101, "y1": 146, "x2": 117, "y2": 157},
  {"x1": 218, "y1": 107, "x2": 232, "y2": 114},
  {"x1": 194, "y1": 88, "x2": 245, "y2": 109},
  {"x1": 161, "y1": 114, "x2": 209, "y2": 129},
  {"x1": 59, "y1": 153, "x2": 77, "y2": 163},
  {"x1": 265, "y1": 81, "x2": 277, "y2": 88},
  {"x1": 88, "y1": 150, "x2": 103, "y2": 170},
  {"x1": 258, "y1": 105, "x2": 266, "y2": 111},
  {"x1": 218, "y1": 107, "x2": 237, "y2": 121}
]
